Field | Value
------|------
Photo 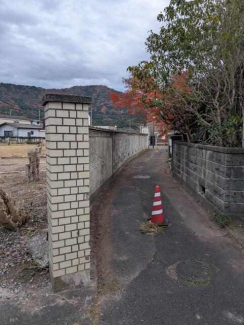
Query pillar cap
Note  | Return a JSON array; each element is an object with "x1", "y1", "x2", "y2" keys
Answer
[{"x1": 42, "y1": 93, "x2": 92, "y2": 106}]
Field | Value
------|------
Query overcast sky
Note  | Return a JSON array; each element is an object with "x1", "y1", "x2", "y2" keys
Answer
[{"x1": 0, "y1": 0, "x2": 170, "y2": 91}]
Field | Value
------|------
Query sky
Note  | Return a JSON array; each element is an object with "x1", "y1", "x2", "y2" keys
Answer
[{"x1": 0, "y1": 0, "x2": 170, "y2": 91}]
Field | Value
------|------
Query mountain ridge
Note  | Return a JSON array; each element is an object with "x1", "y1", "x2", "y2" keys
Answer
[{"x1": 0, "y1": 82, "x2": 140, "y2": 127}]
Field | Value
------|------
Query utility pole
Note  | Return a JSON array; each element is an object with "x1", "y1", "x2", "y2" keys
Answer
[
  {"x1": 153, "y1": 120, "x2": 155, "y2": 149},
  {"x1": 243, "y1": 105, "x2": 244, "y2": 148},
  {"x1": 39, "y1": 109, "x2": 41, "y2": 123},
  {"x1": 90, "y1": 107, "x2": 92, "y2": 126}
]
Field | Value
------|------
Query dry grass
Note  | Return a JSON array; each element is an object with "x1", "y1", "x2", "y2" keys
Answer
[
  {"x1": 139, "y1": 220, "x2": 168, "y2": 234},
  {"x1": 0, "y1": 143, "x2": 46, "y2": 158}
]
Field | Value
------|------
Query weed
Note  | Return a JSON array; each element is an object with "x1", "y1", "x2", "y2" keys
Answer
[
  {"x1": 212, "y1": 212, "x2": 231, "y2": 228},
  {"x1": 98, "y1": 277, "x2": 120, "y2": 295},
  {"x1": 88, "y1": 301, "x2": 100, "y2": 325},
  {"x1": 139, "y1": 220, "x2": 167, "y2": 234}
]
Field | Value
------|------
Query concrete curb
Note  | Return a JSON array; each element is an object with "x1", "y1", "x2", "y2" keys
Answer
[{"x1": 226, "y1": 225, "x2": 244, "y2": 249}]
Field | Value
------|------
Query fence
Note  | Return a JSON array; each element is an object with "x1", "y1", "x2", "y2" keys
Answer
[{"x1": 0, "y1": 136, "x2": 45, "y2": 144}]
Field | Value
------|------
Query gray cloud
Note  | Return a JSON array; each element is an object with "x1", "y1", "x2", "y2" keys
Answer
[
  {"x1": 0, "y1": 0, "x2": 170, "y2": 91},
  {"x1": 36, "y1": 0, "x2": 61, "y2": 11},
  {"x1": 0, "y1": 8, "x2": 39, "y2": 26}
]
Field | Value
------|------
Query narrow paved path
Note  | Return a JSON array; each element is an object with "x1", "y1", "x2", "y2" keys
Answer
[{"x1": 94, "y1": 147, "x2": 244, "y2": 325}]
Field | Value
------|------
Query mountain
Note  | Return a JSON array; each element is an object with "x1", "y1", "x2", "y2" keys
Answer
[{"x1": 0, "y1": 83, "x2": 142, "y2": 128}]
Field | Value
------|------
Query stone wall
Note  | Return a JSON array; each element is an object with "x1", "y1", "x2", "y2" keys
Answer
[
  {"x1": 90, "y1": 127, "x2": 148, "y2": 196},
  {"x1": 172, "y1": 141, "x2": 244, "y2": 218}
]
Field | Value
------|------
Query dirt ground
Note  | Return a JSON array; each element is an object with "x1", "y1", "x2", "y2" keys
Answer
[
  {"x1": 0, "y1": 144, "x2": 96, "y2": 324},
  {"x1": 0, "y1": 143, "x2": 46, "y2": 158},
  {"x1": 0, "y1": 143, "x2": 49, "y2": 303}
]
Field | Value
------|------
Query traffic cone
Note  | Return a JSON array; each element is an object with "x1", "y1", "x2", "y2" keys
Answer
[{"x1": 151, "y1": 185, "x2": 167, "y2": 226}]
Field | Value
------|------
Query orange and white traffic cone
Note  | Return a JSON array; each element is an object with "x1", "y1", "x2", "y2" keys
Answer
[{"x1": 151, "y1": 185, "x2": 167, "y2": 226}]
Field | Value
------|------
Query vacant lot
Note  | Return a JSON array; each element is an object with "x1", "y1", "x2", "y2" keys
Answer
[
  {"x1": 0, "y1": 143, "x2": 48, "y2": 302},
  {"x1": 0, "y1": 143, "x2": 46, "y2": 174},
  {"x1": 0, "y1": 143, "x2": 46, "y2": 158}
]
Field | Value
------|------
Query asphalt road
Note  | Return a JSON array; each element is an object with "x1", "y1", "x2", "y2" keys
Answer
[
  {"x1": 1, "y1": 147, "x2": 244, "y2": 325},
  {"x1": 97, "y1": 147, "x2": 244, "y2": 325}
]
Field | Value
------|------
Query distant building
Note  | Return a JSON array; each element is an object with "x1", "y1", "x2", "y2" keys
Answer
[
  {"x1": 147, "y1": 120, "x2": 175, "y2": 146},
  {"x1": 95, "y1": 126, "x2": 118, "y2": 131},
  {"x1": 140, "y1": 126, "x2": 149, "y2": 134},
  {"x1": 0, "y1": 122, "x2": 44, "y2": 138},
  {"x1": 0, "y1": 114, "x2": 41, "y2": 126},
  {"x1": 0, "y1": 114, "x2": 44, "y2": 138},
  {"x1": 147, "y1": 121, "x2": 162, "y2": 136}
]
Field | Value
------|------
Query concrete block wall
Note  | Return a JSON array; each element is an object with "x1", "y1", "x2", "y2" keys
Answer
[
  {"x1": 172, "y1": 141, "x2": 244, "y2": 218},
  {"x1": 90, "y1": 128, "x2": 113, "y2": 195},
  {"x1": 43, "y1": 94, "x2": 92, "y2": 291},
  {"x1": 90, "y1": 127, "x2": 148, "y2": 196},
  {"x1": 112, "y1": 132, "x2": 149, "y2": 173}
]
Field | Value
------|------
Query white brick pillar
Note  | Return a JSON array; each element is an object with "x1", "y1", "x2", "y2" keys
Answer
[{"x1": 43, "y1": 94, "x2": 91, "y2": 292}]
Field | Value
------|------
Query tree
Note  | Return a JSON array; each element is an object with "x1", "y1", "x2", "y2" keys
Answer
[
  {"x1": 128, "y1": 0, "x2": 244, "y2": 147},
  {"x1": 110, "y1": 68, "x2": 196, "y2": 140},
  {"x1": 110, "y1": 75, "x2": 163, "y2": 125}
]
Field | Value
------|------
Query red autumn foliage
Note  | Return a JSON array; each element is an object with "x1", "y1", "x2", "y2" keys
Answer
[
  {"x1": 110, "y1": 72, "x2": 191, "y2": 134},
  {"x1": 110, "y1": 77, "x2": 163, "y2": 123},
  {"x1": 171, "y1": 72, "x2": 191, "y2": 94}
]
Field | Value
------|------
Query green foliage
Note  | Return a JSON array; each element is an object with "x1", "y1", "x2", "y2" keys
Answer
[
  {"x1": 205, "y1": 116, "x2": 243, "y2": 147},
  {"x1": 212, "y1": 212, "x2": 231, "y2": 228},
  {"x1": 128, "y1": 0, "x2": 244, "y2": 147},
  {"x1": 146, "y1": 0, "x2": 219, "y2": 85}
]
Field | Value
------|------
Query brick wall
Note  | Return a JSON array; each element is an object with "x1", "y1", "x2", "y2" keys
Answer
[
  {"x1": 172, "y1": 141, "x2": 244, "y2": 218},
  {"x1": 44, "y1": 94, "x2": 91, "y2": 291}
]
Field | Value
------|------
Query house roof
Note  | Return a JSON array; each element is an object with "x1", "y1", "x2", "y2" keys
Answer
[
  {"x1": 0, "y1": 114, "x2": 33, "y2": 121},
  {"x1": 0, "y1": 122, "x2": 42, "y2": 129}
]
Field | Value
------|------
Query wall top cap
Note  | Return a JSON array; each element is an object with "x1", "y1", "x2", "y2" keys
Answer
[
  {"x1": 42, "y1": 93, "x2": 92, "y2": 106},
  {"x1": 174, "y1": 141, "x2": 244, "y2": 154}
]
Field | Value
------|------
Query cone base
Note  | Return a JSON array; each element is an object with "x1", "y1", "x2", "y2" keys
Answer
[
  {"x1": 157, "y1": 223, "x2": 168, "y2": 228},
  {"x1": 151, "y1": 214, "x2": 165, "y2": 225},
  {"x1": 149, "y1": 218, "x2": 168, "y2": 227}
]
